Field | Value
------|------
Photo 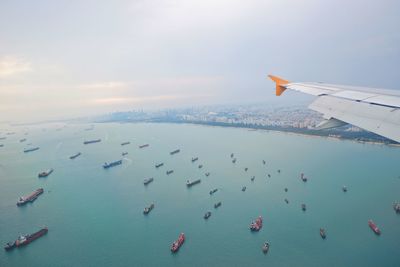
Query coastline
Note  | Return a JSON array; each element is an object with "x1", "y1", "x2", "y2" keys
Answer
[{"x1": 102, "y1": 119, "x2": 399, "y2": 148}]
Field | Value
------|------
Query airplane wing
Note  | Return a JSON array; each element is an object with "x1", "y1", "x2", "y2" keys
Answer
[{"x1": 268, "y1": 75, "x2": 400, "y2": 143}]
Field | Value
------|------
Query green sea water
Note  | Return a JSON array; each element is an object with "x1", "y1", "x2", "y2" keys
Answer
[{"x1": 0, "y1": 122, "x2": 399, "y2": 267}]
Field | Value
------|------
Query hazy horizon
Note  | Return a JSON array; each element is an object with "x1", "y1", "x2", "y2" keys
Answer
[{"x1": 1, "y1": 0, "x2": 399, "y2": 122}]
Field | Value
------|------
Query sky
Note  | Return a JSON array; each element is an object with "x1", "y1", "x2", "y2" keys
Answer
[{"x1": 0, "y1": 0, "x2": 399, "y2": 122}]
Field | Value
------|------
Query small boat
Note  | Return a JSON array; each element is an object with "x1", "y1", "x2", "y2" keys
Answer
[
  {"x1": 214, "y1": 202, "x2": 222, "y2": 209},
  {"x1": 284, "y1": 198, "x2": 289, "y2": 204},
  {"x1": 284, "y1": 188, "x2": 288, "y2": 192},
  {"x1": 103, "y1": 160, "x2": 122, "y2": 169},
  {"x1": 166, "y1": 170, "x2": 174, "y2": 175},
  {"x1": 242, "y1": 186, "x2": 247, "y2": 192},
  {"x1": 69, "y1": 152, "x2": 81, "y2": 159},
  {"x1": 191, "y1": 157, "x2": 199, "y2": 162},
  {"x1": 121, "y1": 141, "x2": 130, "y2": 146},
  {"x1": 342, "y1": 186, "x2": 347, "y2": 192},
  {"x1": 368, "y1": 220, "x2": 381, "y2": 235},
  {"x1": 262, "y1": 242, "x2": 270, "y2": 254},
  {"x1": 143, "y1": 177, "x2": 154, "y2": 185},
  {"x1": 38, "y1": 168, "x2": 53, "y2": 178},
  {"x1": 230, "y1": 153, "x2": 234, "y2": 158},
  {"x1": 232, "y1": 158, "x2": 237, "y2": 163},
  {"x1": 83, "y1": 139, "x2": 101, "y2": 145},
  {"x1": 267, "y1": 174, "x2": 271, "y2": 178},
  {"x1": 198, "y1": 164, "x2": 203, "y2": 169},
  {"x1": 139, "y1": 144, "x2": 149, "y2": 149},
  {"x1": 122, "y1": 152, "x2": 128, "y2": 156},
  {"x1": 251, "y1": 176, "x2": 255, "y2": 181},
  {"x1": 244, "y1": 167, "x2": 248, "y2": 172},
  {"x1": 171, "y1": 233, "x2": 185, "y2": 253},
  {"x1": 262, "y1": 160, "x2": 266, "y2": 165},
  {"x1": 186, "y1": 179, "x2": 201, "y2": 187},
  {"x1": 393, "y1": 202, "x2": 400, "y2": 213},
  {"x1": 301, "y1": 204, "x2": 306, "y2": 211},
  {"x1": 155, "y1": 163, "x2": 164, "y2": 168},
  {"x1": 277, "y1": 169, "x2": 281, "y2": 173},
  {"x1": 209, "y1": 188, "x2": 218, "y2": 195},
  {"x1": 204, "y1": 211, "x2": 211, "y2": 219},
  {"x1": 250, "y1": 216, "x2": 263, "y2": 231},
  {"x1": 170, "y1": 149, "x2": 180, "y2": 155},
  {"x1": 205, "y1": 172, "x2": 210, "y2": 177},
  {"x1": 143, "y1": 203, "x2": 155, "y2": 215},
  {"x1": 320, "y1": 228, "x2": 326, "y2": 239},
  {"x1": 24, "y1": 147, "x2": 40, "y2": 153},
  {"x1": 300, "y1": 173, "x2": 308, "y2": 182}
]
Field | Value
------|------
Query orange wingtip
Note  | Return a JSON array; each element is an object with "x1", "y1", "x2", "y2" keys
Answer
[{"x1": 268, "y1": 75, "x2": 289, "y2": 96}]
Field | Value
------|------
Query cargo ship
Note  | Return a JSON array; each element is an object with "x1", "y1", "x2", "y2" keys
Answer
[
  {"x1": 214, "y1": 202, "x2": 222, "y2": 209},
  {"x1": 191, "y1": 157, "x2": 198, "y2": 162},
  {"x1": 209, "y1": 188, "x2": 218, "y2": 195},
  {"x1": 83, "y1": 139, "x2": 101, "y2": 145},
  {"x1": 69, "y1": 152, "x2": 81, "y2": 159},
  {"x1": 24, "y1": 147, "x2": 40, "y2": 153},
  {"x1": 170, "y1": 149, "x2": 180, "y2": 155},
  {"x1": 143, "y1": 203, "x2": 155, "y2": 215},
  {"x1": 103, "y1": 160, "x2": 122, "y2": 169},
  {"x1": 186, "y1": 179, "x2": 201, "y2": 187},
  {"x1": 204, "y1": 211, "x2": 211, "y2": 220},
  {"x1": 166, "y1": 170, "x2": 174, "y2": 175},
  {"x1": 38, "y1": 168, "x2": 53, "y2": 178},
  {"x1": 250, "y1": 216, "x2": 263, "y2": 231},
  {"x1": 300, "y1": 173, "x2": 308, "y2": 182},
  {"x1": 320, "y1": 228, "x2": 326, "y2": 239},
  {"x1": 171, "y1": 233, "x2": 185, "y2": 253},
  {"x1": 144, "y1": 177, "x2": 154, "y2": 185},
  {"x1": 368, "y1": 220, "x2": 381, "y2": 235},
  {"x1": 5, "y1": 227, "x2": 48, "y2": 250},
  {"x1": 121, "y1": 141, "x2": 130, "y2": 146},
  {"x1": 155, "y1": 163, "x2": 164, "y2": 168},
  {"x1": 139, "y1": 144, "x2": 149, "y2": 148},
  {"x1": 17, "y1": 188, "x2": 44, "y2": 206}
]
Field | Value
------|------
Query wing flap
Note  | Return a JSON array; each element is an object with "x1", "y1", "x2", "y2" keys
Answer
[{"x1": 309, "y1": 96, "x2": 400, "y2": 143}]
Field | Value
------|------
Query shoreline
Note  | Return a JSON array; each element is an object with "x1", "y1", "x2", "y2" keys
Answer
[{"x1": 110, "y1": 120, "x2": 399, "y2": 148}]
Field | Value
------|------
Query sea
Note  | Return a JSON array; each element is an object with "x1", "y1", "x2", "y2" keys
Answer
[{"x1": 0, "y1": 122, "x2": 399, "y2": 267}]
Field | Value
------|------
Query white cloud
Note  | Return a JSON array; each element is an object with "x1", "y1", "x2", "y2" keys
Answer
[{"x1": 0, "y1": 56, "x2": 32, "y2": 77}]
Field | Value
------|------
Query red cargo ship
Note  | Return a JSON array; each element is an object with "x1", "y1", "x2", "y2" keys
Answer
[
  {"x1": 8, "y1": 227, "x2": 48, "y2": 249},
  {"x1": 171, "y1": 233, "x2": 185, "y2": 253},
  {"x1": 250, "y1": 216, "x2": 263, "y2": 231},
  {"x1": 368, "y1": 220, "x2": 381, "y2": 235},
  {"x1": 17, "y1": 188, "x2": 44, "y2": 206}
]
